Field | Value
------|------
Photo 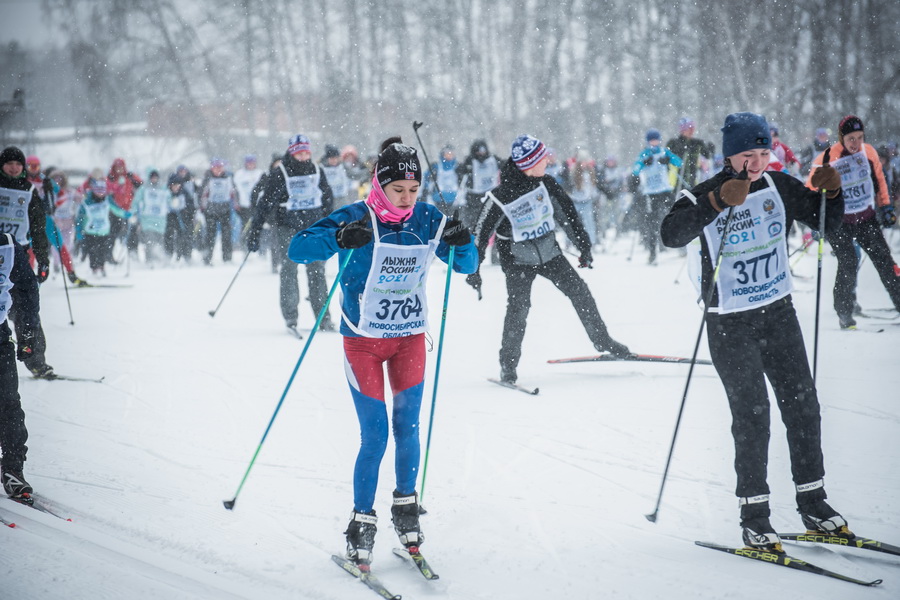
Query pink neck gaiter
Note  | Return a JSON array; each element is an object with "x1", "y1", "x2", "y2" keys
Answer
[{"x1": 365, "y1": 176, "x2": 413, "y2": 224}]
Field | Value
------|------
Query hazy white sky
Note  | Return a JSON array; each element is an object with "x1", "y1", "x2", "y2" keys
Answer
[{"x1": 2, "y1": 0, "x2": 55, "y2": 49}]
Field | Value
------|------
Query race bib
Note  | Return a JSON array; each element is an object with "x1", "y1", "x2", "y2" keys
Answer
[
  {"x1": 640, "y1": 159, "x2": 672, "y2": 195},
  {"x1": 207, "y1": 178, "x2": 232, "y2": 204},
  {"x1": 495, "y1": 183, "x2": 556, "y2": 242},
  {"x1": 0, "y1": 185, "x2": 33, "y2": 245},
  {"x1": 702, "y1": 174, "x2": 791, "y2": 313},
  {"x1": 829, "y1": 151, "x2": 874, "y2": 215},
  {"x1": 280, "y1": 164, "x2": 323, "y2": 211}
]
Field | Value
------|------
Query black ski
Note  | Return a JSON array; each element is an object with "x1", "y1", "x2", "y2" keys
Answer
[
  {"x1": 393, "y1": 547, "x2": 439, "y2": 580},
  {"x1": 331, "y1": 554, "x2": 401, "y2": 599},
  {"x1": 487, "y1": 378, "x2": 539, "y2": 395},
  {"x1": 7, "y1": 494, "x2": 72, "y2": 522},
  {"x1": 548, "y1": 353, "x2": 713, "y2": 365},
  {"x1": 43, "y1": 374, "x2": 105, "y2": 383},
  {"x1": 286, "y1": 325, "x2": 304, "y2": 339},
  {"x1": 695, "y1": 541, "x2": 882, "y2": 587},
  {"x1": 73, "y1": 283, "x2": 134, "y2": 289},
  {"x1": 779, "y1": 532, "x2": 900, "y2": 557},
  {"x1": 843, "y1": 325, "x2": 885, "y2": 333}
]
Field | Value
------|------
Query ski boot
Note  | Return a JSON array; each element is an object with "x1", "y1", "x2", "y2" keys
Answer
[
  {"x1": 345, "y1": 510, "x2": 378, "y2": 567},
  {"x1": 27, "y1": 363, "x2": 56, "y2": 380},
  {"x1": 67, "y1": 271, "x2": 90, "y2": 287},
  {"x1": 739, "y1": 495, "x2": 782, "y2": 552},
  {"x1": 1, "y1": 468, "x2": 33, "y2": 501},
  {"x1": 798, "y1": 499, "x2": 851, "y2": 537},
  {"x1": 597, "y1": 338, "x2": 631, "y2": 358},
  {"x1": 838, "y1": 314, "x2": 856, "y2": 329},
  {"x1": 500, "y1": 366, "x2": 517, "y2": 384},
  {"x1": 391, "y1": 491, "x2": 423, "y2": 549}
]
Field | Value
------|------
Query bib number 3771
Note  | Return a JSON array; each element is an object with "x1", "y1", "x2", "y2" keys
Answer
[{"x1": 734, "y1": 247, "x2": 779, "y2": 284}]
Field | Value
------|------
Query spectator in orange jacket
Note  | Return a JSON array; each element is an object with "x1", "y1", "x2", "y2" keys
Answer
[{"x1": 806, "y1": 115, "x2": 900, "y2": 328}]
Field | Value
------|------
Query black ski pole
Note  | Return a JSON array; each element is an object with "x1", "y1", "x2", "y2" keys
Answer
[
  {"x1": 812, "y1": 148, "x2": 832, "y2": 383},
  {"x1": 224, "y1": 250, "x2": 353, "y2": 510},
  {"x1": 646, "y1": 206, "x2": 736, "y2": 523},
  {"x1": 208, "y1": 251, "x2": 251, "y2": 317},
  {"x1": 412, "y1": 121, "x2": 450, "y2": 208}
]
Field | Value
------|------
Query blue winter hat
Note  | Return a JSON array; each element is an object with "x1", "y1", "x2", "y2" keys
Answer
[
  {"x1": 287, "y1": 134, "x2": 311, "y2": 155},
  {"x1": 646, "y1": 129, "x2": 661, "y2": 143},
  {"x1": 721, "y1": 112, "x2": 771, "y2": 157},
  {"x1": 511, "y1": 134, "x2": 547, "y2": 171}
]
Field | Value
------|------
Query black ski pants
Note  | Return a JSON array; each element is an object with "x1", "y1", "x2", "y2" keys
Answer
[
  {"x1": 204, "y1": 204, "x2": 233, "y2": 264},
  {"x1": 0, "y1": 321, "x2": 28, "y2": 471},
  {"x1": 499, "y1": 254, "x2": 612, "y2": 373},
  {"x1": 275, "y1": 224, "x2": 329, "y2": 327},
  {"x1": 826, "y1": 217, "x2": 900, "y2": 317},
  {"x1": 707, "y1": 296, "x2": 825, "y2": 501}
]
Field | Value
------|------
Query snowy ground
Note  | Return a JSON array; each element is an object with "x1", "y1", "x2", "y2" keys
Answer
[{"x1": 4, "y1": 229, "x2": 900, "y2": 599}]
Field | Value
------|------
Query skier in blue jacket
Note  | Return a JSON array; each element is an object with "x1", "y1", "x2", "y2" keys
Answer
[{"x1": 288, "y1": 136, "x2": 477, "y2": 568}]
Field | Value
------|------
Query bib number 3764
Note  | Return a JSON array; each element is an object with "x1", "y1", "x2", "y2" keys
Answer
[{"x1": 375, "y1": 295, "x2": 423, "y2": 321}]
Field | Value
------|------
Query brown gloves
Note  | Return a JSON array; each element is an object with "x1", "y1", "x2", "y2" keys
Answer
[
  {"x1": 810, "y1": 166, "x2": 841, "y2": 199},
  {"x1": 708, "y1": 162, "x2": 751, "y2": 213}
]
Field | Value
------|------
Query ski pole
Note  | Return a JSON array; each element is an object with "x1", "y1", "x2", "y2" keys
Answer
[
  {"x1": 812, "y1": 148, "x2": 831, "y2": 384},
  {"x1": 673, "y1": 257, "x2": 687, "y2": 285},
  {"x1": 208, "y1": 251, "x2": 251, "y2": 317},
  {"x1": 419, "y1": 246, "x2": 455, "y2": 504},
  {"x1": 412, "y1": 121, "x2": 450, "y2": 208},
  {"x1": 646, "y1": 206, "x2": 736, "y2": 523},
  {"x1": 47, "y1": 197, "x2": 75, "y2": 325},
  {"x1": 224, "y1": 250, "x2": 353, "y2": 510}
]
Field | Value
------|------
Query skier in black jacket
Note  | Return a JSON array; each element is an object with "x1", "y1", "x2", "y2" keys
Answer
[
  {"x1": 0, "y1": 232, "x2": 41, "y2": 499},
  {"x1": 246, "y1": 135, "x2": 335, "y2": 331},
  {"x1": 0, "y1": 146, "x2": 53, "y2": 379},
  {"x1": 660, "y1": 112, "x2": 848, "y2": 552},
  {"x1": 467, "y1": 134, "x2": 630, "y2": 384}
]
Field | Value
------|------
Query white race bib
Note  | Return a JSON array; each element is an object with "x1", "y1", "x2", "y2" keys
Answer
[
  {"x1": 353, "y1": 207, "x2": 438, "y2": 338},
  {"x1": 207, "y1": 178, "x2": 233, "y2": 204},
  {"x1": 494, "y1": 182, "x2": 556, "y2": 242},
  {"x1": 470, "y1": 157, "x2": 499, "y2": 194},
  {"x1": 701, "y1": 173, "x2": 792, "y2": 313},
  {"x1": 142, "y1": 188, "x2": 168, "y2": 217},
  {"x1": 829, "y1": 151, "x2": 874, "y2": 215},
  {"x1": 280, "y1": 164, "x2": 323, "y2": 211},
  {"x1": 640, "y1": 159, "x2": 672, "y2": 194},
  {"x1": 0, "y1": 236, "x2": 13, "y2": 323},
  {"x1": 0, "y1": 184, "x2": 33, "y2": 245}
]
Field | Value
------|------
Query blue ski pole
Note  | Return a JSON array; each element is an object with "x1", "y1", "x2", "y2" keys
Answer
[{"x1": 224, "y1": 250, "x2": 353, "y2": 510}]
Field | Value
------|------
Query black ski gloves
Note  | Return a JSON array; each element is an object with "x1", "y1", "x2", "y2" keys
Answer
[
  {"x1": 658, "y1": 155, "x2": 670, "y2": 165},
  {"x1": 578, "y1": 250, "x2": 593, "y2": 269},
  {"x1": 708, "y1": 162, "x2": 751, "y2": 212},
  {"x1": 880, "y1": 205, "x2": 897, "y2": 227},
  {"x1": 642, "y1": 156, "x2": 653, "y2": 166},
  {"x1": 16, "y1": 330, "x2": 36, "y2": 362},
  {"x1": 336, "y1": 215, "x2": 373, "y2": 249},
  {"x1": 37, "y1": 262, "x2": 50, "y2": 283},
  {"x1": 441, "y1": 211, "x2": 471, "y2": 246}
]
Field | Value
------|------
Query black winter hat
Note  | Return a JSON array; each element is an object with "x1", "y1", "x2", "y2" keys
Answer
[
  {"x1": 0, "y1": 146, "x2": 27, "y2": 168},
  {"x1": 324, "y1": 144, "x2": 340, "y2": 159},
  {"x1": 838, "y1": 115, "x2": 864, "y2": 142},
  {"x1": 375, "y1": 136, "x2": 421, "y2": 186}
]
